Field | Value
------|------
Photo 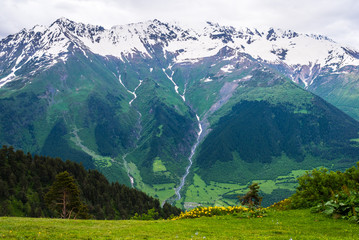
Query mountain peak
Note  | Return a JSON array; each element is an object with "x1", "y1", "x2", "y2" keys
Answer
[
  {"x1": 1, "y1": 18, "x2": 359, "y2": 86},
  {"x1": 30, "y1": 24, "x2": 47, "y2": 34},
  {"x1": 53, "y1": 17, "x2": 74, "y2": 25},
  {"x1": 151, "y1": 18, "x2": 163, "y2": 24},
  {"x1": 50, "y1": 17, "x2": 78, "y2": 32}
]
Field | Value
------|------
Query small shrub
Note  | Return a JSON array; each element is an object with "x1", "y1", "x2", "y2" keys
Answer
[
  {"x1": 131, "y1": 208, "x2": 159, "y2": 220},
  {"x1": 171, "y1": 206, "x2": 267, "y2": 220},
  {"x1": 268, "y1": 198, "x2": 292, "y2": 211},
  {"x1": 312, "y1": 189, "x2": 359, "y2": 223}
]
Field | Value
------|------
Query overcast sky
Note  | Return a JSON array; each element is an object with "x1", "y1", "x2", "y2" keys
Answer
[{"x1": 1, "y1": 0, "x2": 358, "y2": 48}]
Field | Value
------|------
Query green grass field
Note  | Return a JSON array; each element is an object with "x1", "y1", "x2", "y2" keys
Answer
[{"x1": 1, "y1": 209, "x2": 359, "y2": 239}]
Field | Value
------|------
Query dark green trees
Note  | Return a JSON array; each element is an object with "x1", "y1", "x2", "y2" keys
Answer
[
  {"x1": 239, "y1": 183, "x2": 263, "y2": 209},
  {"x1": 0, "y1": 145, "x2": 181, "y2": 219},
  {"x1": 45, "y1": 171, "x2": 88, "y2": 219}
]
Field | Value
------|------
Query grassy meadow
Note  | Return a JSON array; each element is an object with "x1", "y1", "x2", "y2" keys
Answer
[{"x1": 1, "y1": 209, "x2": 359, "y2": 239}]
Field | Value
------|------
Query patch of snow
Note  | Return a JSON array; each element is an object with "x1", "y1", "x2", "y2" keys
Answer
[
  {"x1": 234, "y1": 75, "x2": 252, "y2": 82},
  {"x1": 242, "y1": 75, "x2": 252, "y2": 80},
  {"x1": 202, "y1": 77, "x2": 213, "y2": 82},
  {"x1": 164, "y1": 22, "x2": 359, "y2": 68},
  {"x1": 303, "y1": 79, "x2": 308, "y2": 88},
  {"x1": 80, "y1": 48, "x2": 89, "y2": 58},
  {"x1": 129, "y1": 80, "x2": 143, "y2": 106},
  {"x1": 118, "y1": 74, "x2": 133, "y2": 97},
  {"x1": 222, "y1": 55, "x2": 236, "y2": 61},
  {"x1": 77, "y1": 23, "x2": 153, "y2": 60},
  {"x1": 0, "y1": 64, "x2": 18, "y2": 88},
  {"x1": 118, "y1": 75, "x2": 143, "y2": 105},
  {"x1": 58, "y1": 55, "x2": 68, "y2": 63},
  {"x1": 220, "y1": 64, "x2": 235, "y2": 73},
  {"x1": 179, "y1": 58, "x2": 201, "y2": 64},
  {"x1": 0, "y1": 73, "x2": 16, "y2": 88},
  {"x1": 163, "y1": 66, "x2": 186, "y2": 101},
  {"x1": 31, "y1": 25, "x2": 47, "y2": 33}
]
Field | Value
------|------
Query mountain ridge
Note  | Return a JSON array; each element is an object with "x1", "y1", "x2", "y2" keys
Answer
[
  {"x1": 2, "y1": 18, "x2": 359, "y2": 89},
  {"x1": 1, "y1": 18, "x2": 359, "y2": 208}
]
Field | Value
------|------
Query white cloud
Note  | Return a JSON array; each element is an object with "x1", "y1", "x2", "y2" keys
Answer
[{"x1": 0, "y1": 0, "x2": 358, "y2": 48}]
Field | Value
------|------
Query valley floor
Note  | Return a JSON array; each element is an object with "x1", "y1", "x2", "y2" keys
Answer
[{"x1": 1, "y1": 209, "x2": 359, "y2": 239}]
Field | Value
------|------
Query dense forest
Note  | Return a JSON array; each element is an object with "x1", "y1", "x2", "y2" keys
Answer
[
  {"x1": 198, "y1": 100, "x2": 359, "y2": 167},
  {"x1": 196, "y1": 100, "x2": 359, "y2": 184},
  {"x1": 0, "y1": 145, "x2": 181, "y2": 219}
]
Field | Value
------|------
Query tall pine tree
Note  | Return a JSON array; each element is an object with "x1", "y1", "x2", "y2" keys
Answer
[{"x1": 45, "y1": 171, "x2": 88, "y2": 219}]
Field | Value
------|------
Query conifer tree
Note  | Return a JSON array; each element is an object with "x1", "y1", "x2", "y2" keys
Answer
[
  {"x1": 239, "y1": 183, "x2": 263, "y2": 209},
  {"x1": 45, "y1": 171, "x2": 88, "y2": 219}
]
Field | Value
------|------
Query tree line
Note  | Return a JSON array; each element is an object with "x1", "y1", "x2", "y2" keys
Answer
[{"x1": 0, "y1": 145, "x2": 181, "y2": 219}]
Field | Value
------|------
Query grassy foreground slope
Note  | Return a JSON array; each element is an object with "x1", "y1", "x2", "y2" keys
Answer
[{"x1": 1, "y1": 209, "x2": 359, "y2": 239}]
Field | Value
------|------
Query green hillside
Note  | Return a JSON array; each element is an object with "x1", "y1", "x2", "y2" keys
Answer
[
  {"x1": 1, "y1": 47, "x2": 359, "y2": 208},
  {"x1": 0, "y1": 146, "x2": 181, "y2": 219},
  {"x1": 178, "y1": 64, "x2": 359, "y2": 208}
]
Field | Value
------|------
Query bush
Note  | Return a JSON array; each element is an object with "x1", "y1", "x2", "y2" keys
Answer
[
  {"x1": 269, "y1": 198, "x2": 292, "y2": 211},
  {"x1": 290, "y1": 163, "x2": 359, "y2": 209},
  {"x1": 172, "y1": 206, "x2": 267, "y2": 220},
  {"x1": 311, "y1": 189, "x2": 359, "y2": 223},
  {"x1": 131, "y1": 208, "x2": 159, "y2": 220}
]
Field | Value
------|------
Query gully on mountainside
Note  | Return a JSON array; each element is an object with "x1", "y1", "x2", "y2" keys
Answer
[
  {"x1": 118, "y1": 74, "x2": 143, "y2": 188},
  {"x1": 162, "y1": 65, "x2": 205, "y2": 200},
  {"x1": 162, "y1": 63, "x2": 251, "y2": 201}
]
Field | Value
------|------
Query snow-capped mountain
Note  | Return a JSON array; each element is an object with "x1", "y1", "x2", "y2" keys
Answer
[
  {"x1": 1, "y1": 18, "x2": 359, "y2": 89},
  {"x1": 1, "y1": 18, "x2": 359, "y2": 208}
]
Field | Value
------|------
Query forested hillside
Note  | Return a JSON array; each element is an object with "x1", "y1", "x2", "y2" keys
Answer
[{"x1": 0, "y1": 146, "x2": 181, "y2": 219}]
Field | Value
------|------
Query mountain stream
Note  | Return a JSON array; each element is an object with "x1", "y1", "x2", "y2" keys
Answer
[{"x1": 163, "y1": 65, "x2": 204, "y2": 200}]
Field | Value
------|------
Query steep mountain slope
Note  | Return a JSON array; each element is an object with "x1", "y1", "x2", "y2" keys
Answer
[
  {"x1": 168, "y1": 52, "x2": 359, "y2": 207},
  {"x1": 0, "y1": 145, "x2": 181, "y2": 219},
  {"x1": 306, "y1": 66, "x2": 359, "y2": 120},
  {"x1": 2, "y1": 19, "x2": 359, "y2": 93},
  {"x1": 0, "y1": 18, "x2": 359, "y2": 207}
]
